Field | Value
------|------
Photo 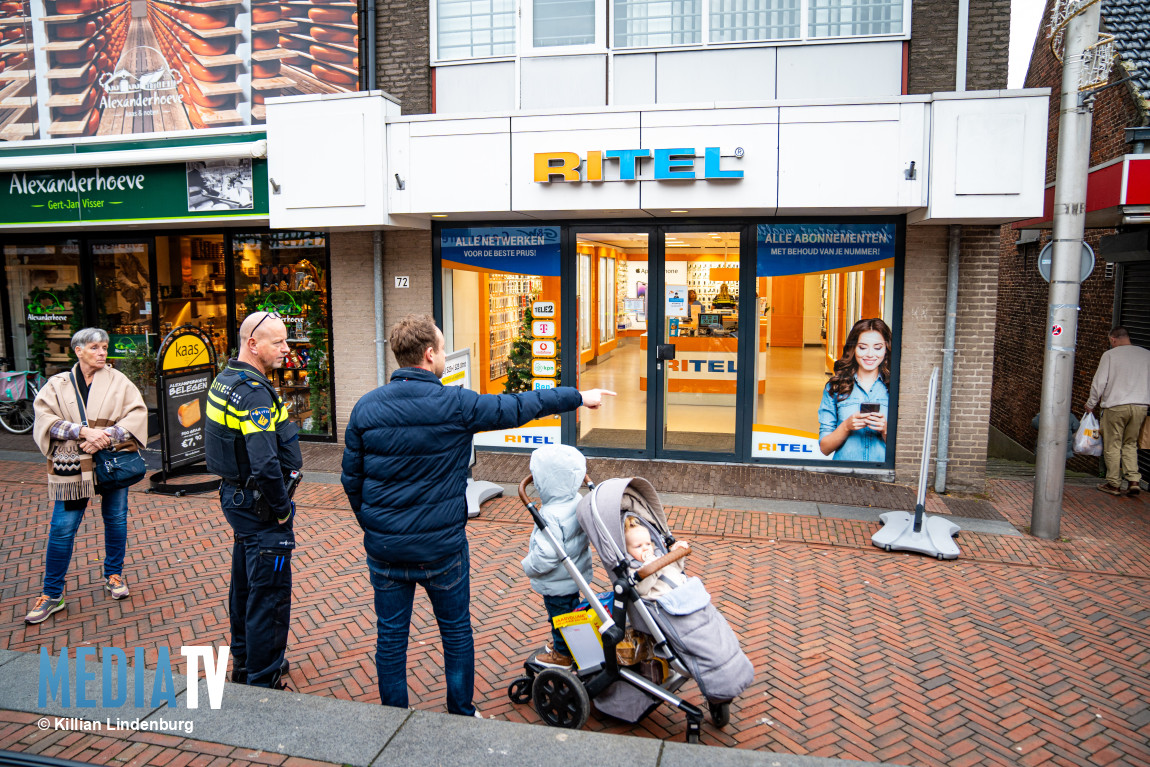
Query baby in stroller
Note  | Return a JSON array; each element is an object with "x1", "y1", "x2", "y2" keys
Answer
[
  {"x1": 624, "y1": 516, "x2": 688, "y2": 599},
  {"x1": 510, "y1": 468, "x2": 753, "y2": 742}
]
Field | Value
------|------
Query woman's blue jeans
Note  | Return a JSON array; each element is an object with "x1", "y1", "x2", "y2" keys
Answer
[
  {"x1": 367, "y1": 542, "x2": 475, "y2": 716},
  {"x1": 42, "y1": 487, "x2": 129, "y2": 599}
]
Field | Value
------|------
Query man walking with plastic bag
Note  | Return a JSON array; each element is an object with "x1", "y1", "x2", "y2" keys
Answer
[{"x1": 1084, "y1": 327, "x2": 1150, "y2": 497}]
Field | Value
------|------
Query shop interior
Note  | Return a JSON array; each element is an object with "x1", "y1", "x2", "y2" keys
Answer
[
  {"x1": 440, "y1": 226, "x2": 894, "y2": 458},
  {"x1": 4, "y1": 231, "x2": 334, "y2": 438}
]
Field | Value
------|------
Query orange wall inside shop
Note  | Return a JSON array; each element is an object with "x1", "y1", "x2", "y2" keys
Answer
[
  {"x1": 478, "y1": 272, "x2": 561, "y2": 395},
  {"x1": 861, "y1": 269, "x2": 881, "y2": 318},
  {"x1": 769, "y1": 275, "x2": 804, "y2": 347},
  {"x1": 823, "y1": 269, "x2": 883, "y2": 371}
]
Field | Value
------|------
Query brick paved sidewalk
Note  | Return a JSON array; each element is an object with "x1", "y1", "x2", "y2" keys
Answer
[
  {"x1": 1, "y1": 710, "x2": 338, "y2": 767},
  {"x1": 1, "y1": 458, "x2": 1148, "y2": 766}
]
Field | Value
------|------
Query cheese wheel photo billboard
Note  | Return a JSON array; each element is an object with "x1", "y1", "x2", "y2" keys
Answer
[{"x1": 0, "y1": 0, "x2": 361, "y2": 141}]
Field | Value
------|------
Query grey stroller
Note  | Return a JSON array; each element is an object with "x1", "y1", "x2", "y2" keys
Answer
[{"x1": 508, "y1": 475, "x2": 753, "y2": 743}]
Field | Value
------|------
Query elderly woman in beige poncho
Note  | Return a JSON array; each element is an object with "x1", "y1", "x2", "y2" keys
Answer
[{"x1": 24, "y1": 328, "x2": 147, "y2": 625}]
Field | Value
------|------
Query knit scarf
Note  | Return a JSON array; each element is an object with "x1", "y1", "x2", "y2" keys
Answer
[{"x1": 34, "y1": 364, "x2": 148, "y2": 502}]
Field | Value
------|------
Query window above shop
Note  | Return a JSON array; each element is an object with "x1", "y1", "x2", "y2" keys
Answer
[
  {"x1": 436, "y1": 0, "x2": 518, "y2": 61},
  {"x1": 432, "y1": 0, "x2": 908, "y2": 63}
]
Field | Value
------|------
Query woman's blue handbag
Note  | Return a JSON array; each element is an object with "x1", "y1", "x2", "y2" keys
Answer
[
  {"x1": 70, "y1": 372, "x2": 147, "y2": 490},
  {"x1": 92, "y1": 447, "x2": 147, "y2": 490}
]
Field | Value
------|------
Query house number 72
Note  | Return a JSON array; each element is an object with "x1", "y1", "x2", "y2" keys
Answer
[{"x1": 395, "y1": 276, "x2": 410, "y2": 288}]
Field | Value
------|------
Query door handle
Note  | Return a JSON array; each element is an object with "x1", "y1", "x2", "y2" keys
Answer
[{"x1": 656, "y1": 344, "x2": 676, "y2": 361}]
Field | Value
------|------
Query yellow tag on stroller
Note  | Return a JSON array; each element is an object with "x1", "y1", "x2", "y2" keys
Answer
[{"x1": 552, "y1": 609, "x2": 605, "y2": 669}]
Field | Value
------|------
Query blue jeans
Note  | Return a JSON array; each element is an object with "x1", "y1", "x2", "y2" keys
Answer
[
  {"x1": 367, "y1": 542, "x2": 475, "y2": 716},
  {"x1": 542, "y1": 593, "x2": 582, "y2": 657},
  {"x1": 42, "y1": 487, "x2": 129, "y2": 599}
]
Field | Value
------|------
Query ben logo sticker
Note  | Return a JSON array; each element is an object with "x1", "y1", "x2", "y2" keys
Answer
[{"x1": 250, "y1": 407, "x2": 273, "y2": 431}]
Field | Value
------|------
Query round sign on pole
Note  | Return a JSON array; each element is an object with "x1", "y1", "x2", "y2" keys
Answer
[{"x1": 1037, "y1": 241, "x2": 1095, "y2": 283}]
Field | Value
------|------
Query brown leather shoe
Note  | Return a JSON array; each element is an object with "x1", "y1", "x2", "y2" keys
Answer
[
  {"x1": 1128, "y1": 486, "x2": 1141, "y2": 498},
  {"x1": 1097, "y1": 483, "x2": 1123, "y2": 496},
  {"x1": 534, "y1": 649, "x2": 574, "y2": 669}
]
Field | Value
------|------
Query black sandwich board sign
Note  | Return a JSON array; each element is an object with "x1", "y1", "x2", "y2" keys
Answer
[{"x1": 151, "y1": 325, "x2": 218, "y2": 496}]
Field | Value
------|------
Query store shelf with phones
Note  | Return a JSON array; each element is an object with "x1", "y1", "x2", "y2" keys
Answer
[
  {"x1": 686, "y1": 261, "x2": 740, "y2": 311},
  {"x1": 485, "y1": 273, "x2": 541, "y2": 384}
]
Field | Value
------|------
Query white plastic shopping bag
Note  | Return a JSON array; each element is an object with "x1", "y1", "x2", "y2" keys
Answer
[{"x1": 1073, "y1": 412, "x2": 1102, "y2": 456}]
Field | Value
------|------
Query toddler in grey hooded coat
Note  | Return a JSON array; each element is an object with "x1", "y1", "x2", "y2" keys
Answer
[{"x1": 521, "y1": 444, "x2": 593, "y2": 667}]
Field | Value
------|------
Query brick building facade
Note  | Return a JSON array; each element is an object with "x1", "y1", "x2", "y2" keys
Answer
[
  {"x1": 325, "y1": 0, "x2": 1019, "y2": 493},
  {"x1": 990, "y1": 0, "x2": 1149, "y2": 474}
]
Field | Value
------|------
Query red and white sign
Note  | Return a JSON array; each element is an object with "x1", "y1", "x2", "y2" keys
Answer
[{"x1": 1052, "y1": 324, "x2": 1063, "y2": 337}]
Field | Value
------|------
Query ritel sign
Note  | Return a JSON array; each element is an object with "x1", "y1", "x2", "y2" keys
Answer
[{"x1": 534, "y1": 147, "x2": 744, "y2": 183}]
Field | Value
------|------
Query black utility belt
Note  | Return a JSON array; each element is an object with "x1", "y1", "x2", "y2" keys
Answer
[{"x1": 222, "y1": 471, "x2": 303, "y2": 522}]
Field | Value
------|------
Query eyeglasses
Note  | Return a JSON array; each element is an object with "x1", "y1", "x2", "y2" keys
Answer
[{"x1": 249, "y1": 311, "x2": 279, "y2": 337}]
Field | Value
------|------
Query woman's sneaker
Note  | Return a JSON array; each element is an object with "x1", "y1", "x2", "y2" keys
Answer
[
  {"x1": 104, "y1": 575, "x2": 130, "y2": 599},
  {"x1": 25, "y1": 595, "x2": 65, "y2": 624}
]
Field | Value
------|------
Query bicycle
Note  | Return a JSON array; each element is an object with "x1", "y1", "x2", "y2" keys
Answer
[{"x1": 0, "y1": 370, "x2": 43, "y2": 435}]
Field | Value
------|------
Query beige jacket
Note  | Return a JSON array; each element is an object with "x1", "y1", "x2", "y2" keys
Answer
[
  {"x1": 34, "y1": 365, "x2": 148, "y2": 500},
  {"x1": 1085, "y1": 344, "x2": 1150, "y2": 411}
]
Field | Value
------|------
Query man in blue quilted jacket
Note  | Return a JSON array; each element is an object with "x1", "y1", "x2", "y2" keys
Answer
[{"x1": 341, "y1": 314, "x2": 614, "y2": 716}]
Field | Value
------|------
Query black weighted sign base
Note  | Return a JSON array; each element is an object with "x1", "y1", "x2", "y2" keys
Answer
[{"x1": 148, "y1": 463, "x2": 218, "y2": 497}]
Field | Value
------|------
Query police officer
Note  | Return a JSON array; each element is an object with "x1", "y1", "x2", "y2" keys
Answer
[{"x1": 206, "y1": 311, "x2": 302, "y2": 690}]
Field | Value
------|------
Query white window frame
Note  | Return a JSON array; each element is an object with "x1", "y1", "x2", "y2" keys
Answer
[
  {"x1": 431, "y1": 0, "x2": 520, "y2": 64},
  {"x1": 429, "y1": 0, "x2": 909, "y2": 64},
  {"x1": 708, "y1": 0, "x2": 803, "y2": 44},
  {"x1": 611, "y1": 0, "x2": 909, "y2": 51},
  {"x1": 522, "y1": 0, "x2": 608, "y2": 55},
  {"x1": 804, "y1": 0, "x2": 907, "y2": 41}
]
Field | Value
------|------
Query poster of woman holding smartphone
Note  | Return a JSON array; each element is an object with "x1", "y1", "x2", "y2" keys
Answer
[{"x1": 817, "y1": 318, "x2": 891, "y2": 461}]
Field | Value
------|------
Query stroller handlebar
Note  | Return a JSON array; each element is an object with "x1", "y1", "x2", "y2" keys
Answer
[{"x1": 635, "y1": 544, "x2": 690, "y2": 581}]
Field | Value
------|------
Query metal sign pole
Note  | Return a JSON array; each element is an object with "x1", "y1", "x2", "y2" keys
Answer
[{"x1": 1033, "y1": 0, "x2": 1103, "y2": 539}]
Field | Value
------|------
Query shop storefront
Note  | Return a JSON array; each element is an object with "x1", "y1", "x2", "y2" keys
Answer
[
  {"x1": 0, "y1": 146, "x2": 337, "y2": 440},
  {"x1": 259, "y1": 89, "x2": 1048, "y2": 488},
  {"x1": 436, "y1": 220, "x2": 902, "y2": 468}
]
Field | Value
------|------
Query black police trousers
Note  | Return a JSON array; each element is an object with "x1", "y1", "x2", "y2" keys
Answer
[{"x1": 220, "y1": 482, "x2": 294, "y2": 688}]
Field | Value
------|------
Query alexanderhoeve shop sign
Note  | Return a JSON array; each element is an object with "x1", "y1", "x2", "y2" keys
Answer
[{"x1": 0, "y1": 160, "x2": 269, "y2": 227}]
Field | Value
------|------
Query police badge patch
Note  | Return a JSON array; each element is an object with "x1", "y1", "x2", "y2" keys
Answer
[{"x1": 251, "y1": 407, "x2": 273, "y2": 430}]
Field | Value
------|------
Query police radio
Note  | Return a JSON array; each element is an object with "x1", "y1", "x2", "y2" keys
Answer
[{"x1": 285, "y1": 470, "x2": 302, "y2": 499}]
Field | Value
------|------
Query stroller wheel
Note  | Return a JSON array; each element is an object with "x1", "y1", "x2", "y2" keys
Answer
[
  {"x1": 531, "y1": 668, "x2": 589, "y2": 730},
  {"x1": 508, "y1": 677, "x2": 532, "y2": 705},
  {"x1": 708, "y1": 700, "x2": 731, "y2": 728}
]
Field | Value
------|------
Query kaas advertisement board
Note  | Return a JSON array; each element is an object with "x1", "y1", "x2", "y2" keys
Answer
[
  {"x1": 0, "y1": 0, "x2": 360, "y2": 142},
  {"x1": 156, "y1": 324, "x2": 216, "y2": 472}
]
